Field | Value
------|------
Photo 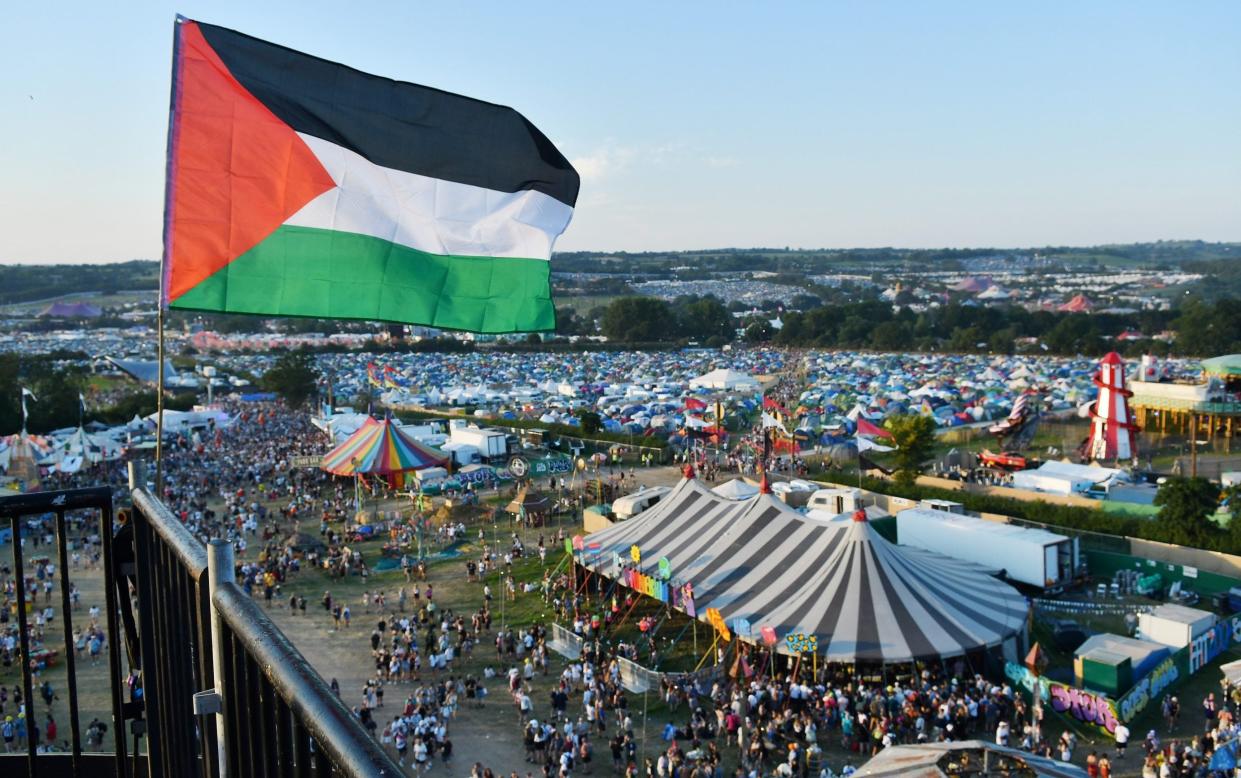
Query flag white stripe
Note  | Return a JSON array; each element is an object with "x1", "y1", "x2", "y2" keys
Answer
[{"x1": 286, "y1": 134, "x2": 574, "y2": 260}]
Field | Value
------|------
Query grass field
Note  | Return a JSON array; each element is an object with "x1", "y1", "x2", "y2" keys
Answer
[
  {"x1": 553, "y1": 294, "x2": 621, "y2": 315},
  {"x1": 1, "y1": 289, "x2": 155, "y2": 316}
]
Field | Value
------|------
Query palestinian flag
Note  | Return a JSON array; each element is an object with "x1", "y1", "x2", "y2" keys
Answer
[
  {"x1": 161, "y1": 18, "x2": 579, "y2": 333},
  {"x1": 855, "y1": 417, "x2": 892, "y2": 439}
]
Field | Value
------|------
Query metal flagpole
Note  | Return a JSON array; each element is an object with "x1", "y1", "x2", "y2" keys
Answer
[
  {"x1": 152, "y1": 256, "x2": 172, "y2": 491},
  {"x1": 155, "y1": 17, "x2": 191, "y2": 498}
]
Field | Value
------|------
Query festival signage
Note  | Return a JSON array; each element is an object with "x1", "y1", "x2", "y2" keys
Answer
[
  {"x1": 630, "y1": 545, "x2": 641, "y2": 564},
  {"x1": 506, "y1": 456, "x2": 529, "y2": 479},
  {"x1": 1049, "y1": 685, "x2": 1118, "y2": 733},
  {"x1": 573, "y1": 535, "x2": 585, "y2": 552},
  {"x1": 706, "y1": 608, "x2": 732, "y2": 641},
  {"x1": 673, "y1": 582, "x2": 696, "y2": 617},
  {"x1": 657, "y1": 557, "x2": 671, "y2": 580},
  {"x1": 732, "y1": 618, "x2": 752, "y2": 638},
  {"x1": 564, "y1": 537, "x2": 573, "y2": 554},
  {"x1": 1190, "y1": 619, "x2": 1239, "y2": 673},
  {"x1": 504, "y1": 454, "x2": 572, "y2": 480},
  {"x1": 1004, "y1": 613, "x2": 1241, "y2": 735},
  {"x1": 456, "y1": 465, "x2": 497, "y2": 485},
  {"x1": 623, "y1": 568, "x2": 670, "y2": 603},
  {"x1": 785, "y1": 633, "x2": 817, "y2": 653},
  {"x1": 531, "y1": 455, "x2": 572, "y2": 477},
  {"x1": 1005, "y1": 662, "x2": 1118, "y2": 734},
  {"x1": 1114, "y1": 654, "x2": 1181, "y2": 724},
  {"x1": 760, "y1": 626, "x2": 778, "y2": 646}
]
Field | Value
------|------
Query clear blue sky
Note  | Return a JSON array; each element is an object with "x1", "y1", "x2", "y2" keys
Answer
[{"x1": 3, "y1": 2, "x2": 1239, "y2": 262}]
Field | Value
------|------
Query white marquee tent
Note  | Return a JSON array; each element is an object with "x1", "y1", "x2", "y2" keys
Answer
[{"x1": 584, "y1": 477, "x2": 1028, "y2": 662}]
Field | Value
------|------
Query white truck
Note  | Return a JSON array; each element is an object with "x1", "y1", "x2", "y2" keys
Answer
[
  {"x1": 896, "y1": 503, "x2": 1080, "y2": 589},
  {"x1": 448, "y1": 426, "x2": 507, "y2": 460}
]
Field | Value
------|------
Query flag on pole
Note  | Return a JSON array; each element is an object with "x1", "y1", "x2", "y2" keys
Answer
[
  {"x1": 762, "y1": 396, "x2": 787, "y2": 415},
  {"x1": 760, "y1": 412, "x2": 788, "y2": 435},
  {"x1": 21, "y1": 387, "x2": 37, "y2": 430},
  {"x1": 161, "y1": 18, "x2": 579, "y2": 333},
  {"x1": 856, "y1": 435, "x2": 895, "y2": 453},
  {"x1": 856, "y1": 417, "x2": 892, "y2": 439}
]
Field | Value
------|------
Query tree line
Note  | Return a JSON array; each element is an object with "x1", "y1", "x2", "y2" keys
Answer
[
  {"x1": 0, "y1": 354, "x2": 197, "y2": 434},
  {"x1": 589, "y1": 294, "x2": 1241, "y2": 357}
]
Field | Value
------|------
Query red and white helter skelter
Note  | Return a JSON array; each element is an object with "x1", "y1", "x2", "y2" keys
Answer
[{"x1": 1086, "y1": 352, "x2": 1139, "y2": 462}]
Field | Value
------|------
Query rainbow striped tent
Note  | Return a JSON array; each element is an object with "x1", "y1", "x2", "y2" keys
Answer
[{"x1": 320, "y1": 417, "x2": 448, "y2": 485}]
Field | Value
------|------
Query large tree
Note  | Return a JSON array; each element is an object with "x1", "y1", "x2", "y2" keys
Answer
[
  {"x1": 679, "y1": 297, "x2": 734, "y2": 341},
  {"x1": 261, "y1": 351, "x2": 319, "y2": 408},
  {"x1": 577, "y1": 410, "x2": 603, "y2": 435},
  {"x1": 0, "y1": 354, "x2": 87, "y2": 434},
  {"x1": 600, "y1": 297, "x2": 675, "y2": 343},
  {"x1": 1154, "y1": 477, "x2": 1221, "y2": 548},
  {"x1": 884, "y1": 414, "x2": 938, "y2": 487}
]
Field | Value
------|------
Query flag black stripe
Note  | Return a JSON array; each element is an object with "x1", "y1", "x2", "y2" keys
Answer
[{"x1": 195, "y1": 21, "x2": 580, "y2": 207}]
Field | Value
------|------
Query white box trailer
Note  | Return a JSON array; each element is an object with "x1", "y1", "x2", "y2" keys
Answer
[
  {"x1": 448, "y1": 426, "x2": 507, "y2": 460},
  {"x1": 440, "y1": 442, "x2": 481, "y2": 466},
  {"x1": 896, "y1": 505, "x2": 1079, "y2": 589},
  {"x1": 1010, "y1": 470, "x2": 1083, "y2": 496},
  {"x1": 400, "y1": 423, "x2": 447, "y2": 447},
  {"x1": 1137, "y1": 604, "x2": 1217, "y2": 649}
]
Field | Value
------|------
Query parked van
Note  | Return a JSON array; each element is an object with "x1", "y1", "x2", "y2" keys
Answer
[{"x1": 612, "y1": 486, "x2": 671, "y2": 520}]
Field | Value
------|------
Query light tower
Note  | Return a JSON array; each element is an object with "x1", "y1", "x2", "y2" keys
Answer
[{"x1": 1086, "y1": 352, "x2": 1139, "y2": 462}]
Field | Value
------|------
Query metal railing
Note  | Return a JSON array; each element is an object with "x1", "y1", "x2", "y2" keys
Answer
[
  {"x1": 0, "y1": 487, "x2": 133, "y2": 778},
  {"x1": 1, "y1": 481, "x2": 402, "y2": 777}
]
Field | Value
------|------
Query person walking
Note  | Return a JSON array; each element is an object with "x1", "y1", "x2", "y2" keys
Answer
[
  {"x1": 1202, "y1": 693, "x2": 1217, "y2": 733},
  {"x1": 1114, "y1": 721, "x2": 1130, "y2": 760}
]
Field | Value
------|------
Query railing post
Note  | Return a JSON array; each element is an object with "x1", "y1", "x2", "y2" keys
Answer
[
  {"x1": 206, "y1": 540, "x2": 234, "y2": 778},
  {"x1": 128, "y1": 460, "x2": 146, "y2": 491}
]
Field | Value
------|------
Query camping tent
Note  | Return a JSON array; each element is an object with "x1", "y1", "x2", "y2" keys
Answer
[
  {"x1": 688, "y1": 368, "x2": 759, "y2": 391},
  {"x1": 584, "y1": 477, "x2": 1027, "y2": 662},
  {"x1": 56, "y1": 426, "x2": 123, "y2": 465},
  {"x1": 712, "y1": 478, "x2": 759, "y2": 500}
]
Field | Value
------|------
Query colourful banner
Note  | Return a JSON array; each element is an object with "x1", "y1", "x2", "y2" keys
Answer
[
  {"x1": 706, "y1": 608, "x2": 732, "y2": 641},
  {"x1": 622, "y1": 568, "x2": 670, "y2": 604},
  {"x1": 1004, "y1": 662, "x2": 1118, "y2": 735},
  {"x1": 760, "y1": 626, "x2": 778, "y2": 646},
  {"x1": 1114, "y1": 652, "x2": 1182, "y2": 724},
  {"x1": 785, "y1": 633, "x2": 817, "y2": 653},
  {"x1": 1006, "y1": 613, "x2": 1241, "y2": 735}
]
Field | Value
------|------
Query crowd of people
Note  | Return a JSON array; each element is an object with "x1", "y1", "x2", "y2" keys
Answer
[
  {"x1": 0, "y1": 527, "x2": 107, "y2": 754},
  {"x1": 16, "y1": 393, "x2": 1241, "y2": 777}
]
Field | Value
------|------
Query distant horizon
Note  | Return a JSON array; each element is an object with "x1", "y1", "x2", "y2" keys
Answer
[{"x1": 4, "y1": 236, "x2": 1241, "y2": 266}]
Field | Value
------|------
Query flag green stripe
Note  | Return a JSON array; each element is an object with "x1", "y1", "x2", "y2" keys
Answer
[{"x1": 170, "y1": 225, "x2": 555, "y2": 333}]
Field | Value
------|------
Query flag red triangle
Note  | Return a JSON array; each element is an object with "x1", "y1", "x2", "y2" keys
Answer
[
  {"x1": 165, "y1": 21, "x2": 335, "y2": 302},
  {"x1": 856, "y1": 418, "x2": 892, "y2": 438}
]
